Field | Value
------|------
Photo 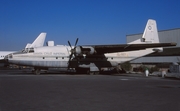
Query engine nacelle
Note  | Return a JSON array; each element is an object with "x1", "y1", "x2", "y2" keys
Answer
[{"x1": 75, "y1": 46, "x2": 95, "y2": 55}]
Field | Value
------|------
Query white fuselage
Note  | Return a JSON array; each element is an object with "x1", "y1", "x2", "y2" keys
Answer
[{"x1": 6, "y1": 45, "x2": 155, "y2": 69}]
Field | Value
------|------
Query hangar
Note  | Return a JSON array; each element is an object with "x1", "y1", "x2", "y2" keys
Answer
[{"x1": 127, "y1": 28, "x2": 180, "y2": 65}]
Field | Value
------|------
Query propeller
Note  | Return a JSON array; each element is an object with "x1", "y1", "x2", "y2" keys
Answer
[
  {"x1": 68, "y1": 41, "x2": 72, "y2": 49},
  {"x1": 75, "y1": 38, "x2": 79, "y2": 46},
  {"x1": 67, "y1": 38, "x2": 79, "y2": 67}
]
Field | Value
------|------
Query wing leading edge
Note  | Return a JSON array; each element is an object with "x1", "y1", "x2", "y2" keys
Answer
[{"x1": 86, "y1": 42, "x2": 177, "y2": 54}]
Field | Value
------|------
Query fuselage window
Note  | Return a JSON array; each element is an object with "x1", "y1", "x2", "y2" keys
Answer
[
  {"x1": 43, "y1": 57, "x2": 45, "y2": 59},
  {"x1": 111, "y1": 57, "x2": 113, "y2": 60},
  {"x1": 56, "y1": 57, "x2": 58, "y2": 59},
  {"x1": 62, "y1": 57, "x2": 64, "y2": 59}
]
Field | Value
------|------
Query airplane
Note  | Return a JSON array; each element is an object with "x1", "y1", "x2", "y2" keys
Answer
[
  {"x1": 5, "y1": 19, "x2": 176, "y2": 74},
  {"x1": 0, "y1": 32, "x2": 46, "y2": 66}
]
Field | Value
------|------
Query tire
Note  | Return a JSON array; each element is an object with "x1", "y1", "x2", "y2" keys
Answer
[{"x1": 34, "y1": 69, "x2": 41, "y2": 75}]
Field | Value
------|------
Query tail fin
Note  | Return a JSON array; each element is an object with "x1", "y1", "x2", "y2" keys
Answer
[
  {"x1": 25, "y1": 32, "x2": 46, "y2": 48},
  {"x1": 142, "y1": 19, "x2": 159, "y2": 43},
  {"x1": 129, "y1": 19, "x2": 159, "y2": 44}
]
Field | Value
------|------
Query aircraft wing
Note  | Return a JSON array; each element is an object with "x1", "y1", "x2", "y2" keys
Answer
[{"x1": 85, "y1": 42, "x2": 177, "y2": 54}]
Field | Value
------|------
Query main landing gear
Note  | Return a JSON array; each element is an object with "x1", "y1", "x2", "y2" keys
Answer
[
  {"x1": 33, "y1": 68, "x2": 41, "y2": 75},
  {"x1": 76, "y1": 68, "x2": 100, "y2": 75}
]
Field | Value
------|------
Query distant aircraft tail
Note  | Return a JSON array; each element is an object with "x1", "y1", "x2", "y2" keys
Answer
[
  {"x1": 25, "y1": 32, "x2": 46, "y2": 48},
  {"x1": 142, "y1": 19, "x2": 159, "y2": 43},
  {"x1": 129, "y1": 19, "x2": 160, "y2": 44}
]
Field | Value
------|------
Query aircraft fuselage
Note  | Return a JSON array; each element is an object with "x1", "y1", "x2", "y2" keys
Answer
[{"x1": 6, "y1": 45, "x2": 155, "y2": 74}]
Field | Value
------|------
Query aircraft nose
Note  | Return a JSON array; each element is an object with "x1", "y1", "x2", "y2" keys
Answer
[
  {"x1": 4, "y1": 55, "x2": 9, "y2": 61},
  {"x1": 4, "y1": 54, "x2": 12, "y2": 62}
]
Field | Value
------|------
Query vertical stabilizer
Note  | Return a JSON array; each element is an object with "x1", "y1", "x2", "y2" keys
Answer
[
  {"x1": 142, "y1": 19, "x2": 159, "y2": 43},
  {"x1": 128, "y1": 19, "x2": 160, "y2": 44},
  {"x1": 28, "y1": 32, "x2": 46, "y2": 48}
]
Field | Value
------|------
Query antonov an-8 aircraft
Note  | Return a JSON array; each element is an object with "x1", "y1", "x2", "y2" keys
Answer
[
  {"x1": 5, "y1": 19, "x2": 176, "y2": 74},
  {"x1": 0, "y1": 33, "x2": 46, "y2": 64}
]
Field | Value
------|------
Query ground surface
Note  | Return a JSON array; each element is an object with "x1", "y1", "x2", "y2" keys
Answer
[{"x1": 0, "y1": 68, "x2": 180, "y2": 111}]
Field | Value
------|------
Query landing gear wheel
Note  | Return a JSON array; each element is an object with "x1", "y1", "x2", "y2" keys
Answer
[
  {"x1": 76, "y1": 68, "x2": 89, "y2": 74},
  {"x1": 116, "y1": 65, "x2": 126, "y2": 74},
  {"x1": 34, "y1": 69, "x2": 41, "y2": 75},
  {"x1": 86, "y1": 69, "x2": 90, "y2": 75},
  {"x1": 89, "y1": 71, "x2": 94, "y2": 75},
  {"x1": 87, "y1": 69, "x2": 99, "y2": 75},
  {"x1": 94, "y1": 71, "x2": 99, "y2": 75}
]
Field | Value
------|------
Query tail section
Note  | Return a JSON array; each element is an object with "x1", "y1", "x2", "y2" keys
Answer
[
  {"x1": 129, "y1": 19, "x2": 160, "y2": 44},
  {"x1": 25, "y1": 32, "x2": 46, "y2": 48},
  {"x1": 124, "y1": 19, "x2": 164, "y2": 63},
  {"x1": 143, "y1": 19, "x2": 163, "y2": 52},
  {"x1": 142, "y1": 19, "x2": 159, "y2": 43}
]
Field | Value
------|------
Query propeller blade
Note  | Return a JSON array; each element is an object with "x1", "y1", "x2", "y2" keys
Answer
[
  {"x1": 68, "y1": 41, "x2": 72, "y2": 49},
  {"x1": 67, "y1": 53, "x2": 73, "y2": 69},
  {"x1": 74, "y1": 38, "x2": 79, "y2": 46},
  {"x1": 67, "y1": 53, "x2": 72, "y2": 65}
]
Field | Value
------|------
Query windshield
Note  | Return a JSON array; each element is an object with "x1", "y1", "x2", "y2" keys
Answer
[{"x1": 13, "y1": 48, "x2": 34, "y2": 54}]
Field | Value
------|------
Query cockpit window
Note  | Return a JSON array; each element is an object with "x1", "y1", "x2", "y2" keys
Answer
[
  {"x1": 22, "y1": 49, "x2": 27, "y2": 53},
  {"x1": 13, "y1": 48, "x2": 34, "y2": 55},
  {"x1": 13, "y1": 50, "x2": 26, "y2": 54},
  {"x1": 28, "y1": 48, "x2": 34, "y2": 53},
  {"x1": 22, "y1": 48, "x2": 34, "y2": 53}
]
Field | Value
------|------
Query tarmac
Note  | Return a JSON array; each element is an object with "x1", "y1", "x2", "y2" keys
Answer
[{"x1": 0, "y1": 68, "x2": 180, "y2": 111}]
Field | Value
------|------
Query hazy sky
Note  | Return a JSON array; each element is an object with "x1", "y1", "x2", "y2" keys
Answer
[{"x1": 0, "y1": 0, "x2": 180, "y2": 50}]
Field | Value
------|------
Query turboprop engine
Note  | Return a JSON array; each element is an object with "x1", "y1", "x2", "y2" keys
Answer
[
  {"x1": 75, "y1": 46, "x2": 95, "y2": 55},
  {"x1": 67, "y1": 38, "x2": 96, "y2": 64}
]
